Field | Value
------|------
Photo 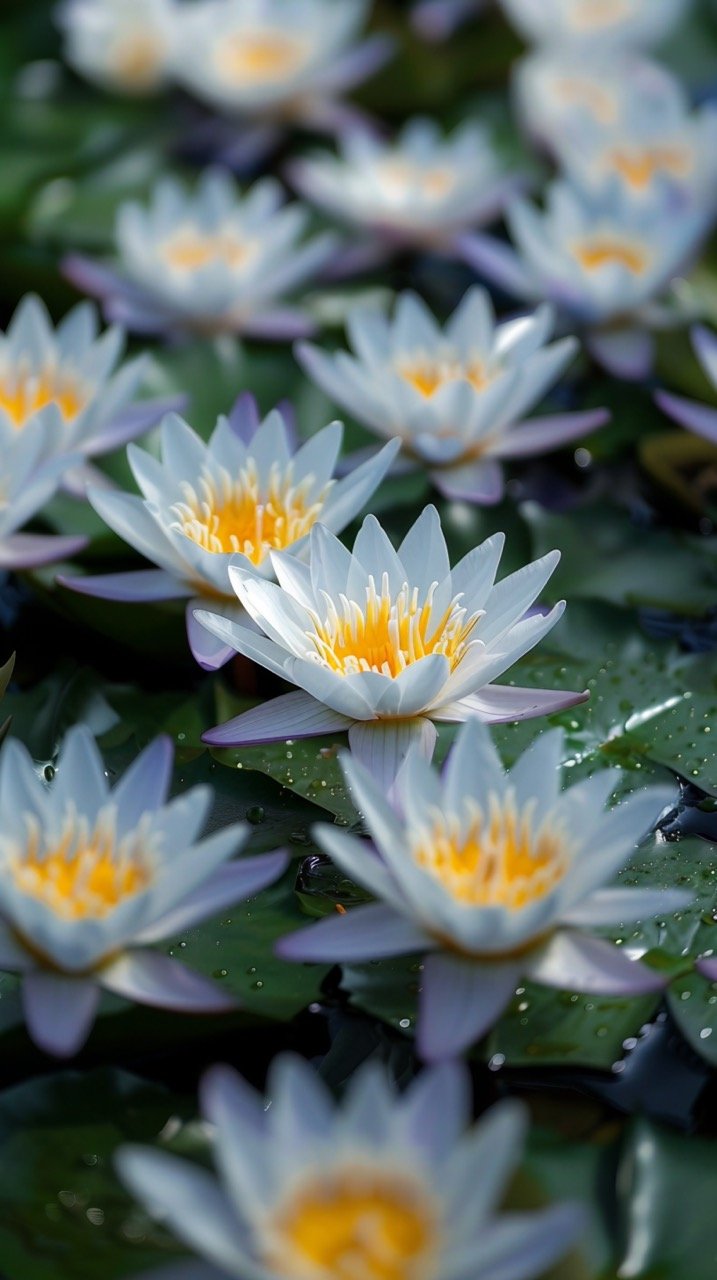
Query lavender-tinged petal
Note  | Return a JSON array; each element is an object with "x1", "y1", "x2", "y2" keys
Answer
[
  {"x1": 112, "y1": 735, "x2": 174, "y2": 832},
  {"x1": 61, "y1": 461, "x2": 117, "y2": 498},
  {"x1": 528, "y1": 930, "x2": 666, "y2": 995},
  {"x1": 436, "y1": 684, "x2": 589, "y2": 724},
  {"x1": 100, "y1": 951, "x2": 238, "y2": 1012},
  {"x1": 87, "y1": 395, "x2": 188, "y2": 456},
  {"x1": 417, "y1": 952, "x2": 522, "y2": 1062},
  {"x1": 22, "y1": 973, "x2": 100, "y2": 1058},
  {"x1": 561, "y1": 887, "x2": 691, "y2": 928},
  {"x1": 348, "y1": 717, "x2": 437, "y2": 794},
  {"x1": 241, "y1": 308, "x2": 317, "y2": 342},
  {"x1": 202, "y1": 690, "x2": 352, "y2": 747},
  {"x1": 587, "y1": 328, "x2": 654, "y2": 382},
  {"x1": 456, "y1": 233, "x2": 535, "y2": 299},
  {"x1": 310, "y1": 34, "x2": 395, "y2": 96},
  {"x1": 693, "y1": 324, "x2": 717, "y2": 385},
  {"x1": 277, "y1": 902, "x2": 432, "y2": 963},
  {"x1": 431, "y1": 458, "x2": 504, "y2": 504},
  {"x1": 655, "y1": 390, "x2": 717, "y2": 445},
  {"x1": 59, "y1": 569, "x2": 187, "y2": 602},
  {"x1": 493, "y1": 408, "x2": 610, "y2": 459},
  {"x1": 192, "y1": 610, "x2": 290, "y2": 681},
  {"x1": 138, "y1": 852, "x2": 289, "y2": 942},
  {"x1": 445, "y1": 1207, "x2": 585, "y2": 1280},
  {"x1": 227, "y1": 392, "x2": 261, "y2": 444},
  {"x1": 186, "y1": 602, "x2": 236, "y2": 671},
  {"x1": 61, "y1": 252, "x2": 129, "y2": 300},
  {"x1": 0, "y1": 533, "x2": 88, "y2": 570},
  {"x1": 697, "y1": 956, "x2": 717, "y2": 981}
]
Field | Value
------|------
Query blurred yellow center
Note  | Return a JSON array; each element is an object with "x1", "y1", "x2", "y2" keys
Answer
[
  {"x1": 557, "y1": 78, "x2": 618, "y2": 126},
  {"x1": 266, "y1": 1167, "x2": 437, "y2": 1280},
  {"x1": 174, "y1": 460, "x2": 329, "y2": 565},
  {"x1": 217, "y1": 31, "x2": 309, "y2": 82},
  {"x1": 0, "y1": 365, "x2": 86, "y2": 429},
  {"x1": 571, "y1": 0, "x2": 630, "y2": 29},
  {"x1": 161, "y1": 228, "x2": 253, "y2": 273},
  {"x1": 397, "y1": 354, "x2": 491, "y2": 397},
  {"x1": 112, "y1": 35, "x2": 165, "y2": 88},
  {"x1": 308, "y1": 575, "x2": 481, "y2": 678},
  {"x1": 12, "y1": 812, "x2": 152, "y2": 920},
  {"x1": 609, "y1": 146, "x2": 691, "y2": 189},
  {"x1": 573, "y1": 239, "x2": 648, "y2": 274},
  {"x1": 413, "y1": 794, "x2": 569, "y2": 908},
  {"x1": 378, "y1": 160, "x2": 456, "y2": 202}
]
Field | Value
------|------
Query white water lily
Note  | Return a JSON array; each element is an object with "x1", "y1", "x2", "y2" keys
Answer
[
  {"x1": 0, "y1": 726, "x2": 287, "y2": 1058},
  {"x1": 57, "y1": 0, "x2": 178, "y2": 95},
  {"x1": 60, "y1": 397, "x2": 398, "y2": 670},
  {"x1": 173, "y1": 0, "x2": 391, "y2": 133},
  {"x1": 117, "y1": 1055, "x2": 584, "y2": 1280},
  {"x1": 298, "y1": 287, "x2": 607, "y2": 503},
  {"x1": 465, "y1": 178, "x2": 709, "y2": 380},
  {"x1": 64, "y1": 170, "x2": 337, "y2": 341},
  {"x1": 499, "y1": 0, "x2": 687, "y2": 50},
  {"x1": 278, "y1": 720, "x2": 689, "y2": 1060},
  {"x1": 0, "y1": 422, "x2": 88, "y2": 570},
  {"x1": 289, "y1": 117, "x2": 521, "y2": 257},
  {"x1": 197, "y1": 505, "x2": 587, "y2": 790},
  {"x1": 0, "y1": 294, "x2": 178, "y2": 492}
]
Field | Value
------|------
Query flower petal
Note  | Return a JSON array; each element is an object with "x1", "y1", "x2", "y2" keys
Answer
[
  {"x1": 417, "y1": 952, "x2": 522, "y2": 1061},
  {"x1": 100, "y1": 951, "x2": 238, "y2": 1012},
  {"x1": 528, "y1": 930, "x2": 666, "y2": 995},
  {"x1": 277, "y1": 902, "x2": 432, "y2": 963},
  {"x1": 348, "y1": 717, "x2": 437, "y2": 794},
  {"x1": 22, "y1": 972, "x2": 100, "y2": 1058},
  {"x1": 202, "y1": 690, "x2": 352, "y2": 747}
]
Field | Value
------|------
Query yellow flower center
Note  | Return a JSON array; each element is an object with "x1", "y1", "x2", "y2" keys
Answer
[
  {"x1": 609, "y1": 146, "x2": 691, "y2": 189},
  {"x1": 412, "y1": 793, "x2": 569, "y2": 908},
  {"x1": 377, "y1": 160, "x2": 456, "y2": 203},
  {"x1": 0, "y1": 364, "x2": 86, "y2": 429},
  {"x1": 573, "y1": 238, "x2": 649, "y2": 275},
  {"x1": 11, "y1": 810, "x2": 153, "y2": 921},
  {"x1": 216, "y1": 31, "x2": 309, "y2": 84},
  {"x1": 173, "y1": 460, "x2": 330, "y2": 565},
  {"x1": 307, "y1": 575, "x2": 481, "y2": 678},
  {"x1": 160, "y1": 227, "x2": 255, "y2": 274},
  {"x1": 112, "y1": 34, "x2": 165, "y2": 89},
  {"x1": 397, "y1": 353, "x2": 492, "y2": 398},
  {"x1": 556, "y1": 78, "x2": 618, "y2": 126},
  {"x1": 570, "y1": 0, "x2": 630, "y2": 30},
  {"x1": 265, "y1": 1167, "x2": 438, "y2": 1280}
]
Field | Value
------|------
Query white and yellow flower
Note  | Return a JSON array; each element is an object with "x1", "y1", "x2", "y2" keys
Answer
[
  {"x1": 60, "y1": 398, "x2": 398, "y2": 670},
  {"x1": 499, "y1": 0, "x2": 687, "y2": 50},
  {"x1": 298, "y1": 287, "x2": 607, "y2": 503},
  {"x1": 198, "y1": 505, "x2": 587, "y2": 790},
  {"x1": 0, "y1": 422, "x2": 87, "y2": 570},
  {"x1": 289, "y1": 117, "x2": 521, "y2": 256},
  {"x1": 57, "y1": 0, "x2": 178, "y2": 95},
  {"x1": 64, "y1": 170, "x2": 338, "y2": 340},
  {"x1": 117, "y1": 1055, "x2": 584, "y2": 1280},
  {"x1": 0, "y1": 726, "x2": 287, "y2": 1057},
  {"x1": 173, "y1": 0, "x2": 392, "y2": 132},
  {"x1": 279, "y1": 720, "x2": 689, "y2": 1060}
]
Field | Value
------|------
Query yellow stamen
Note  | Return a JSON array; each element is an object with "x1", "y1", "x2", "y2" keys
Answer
[
  {"x1": 308, "y1": 574, "x2": 481, "y2": 678},
  {"x1": 173, "y1": 459, "x2": 330, "y2": 565},
  {"x1": 413, "y1": 792, "x2": 569, "y2": 908},
  {"x1": 216, "y1": 31, "x2": 309, "y2": 83},
  {"x1": 0, "y1": 363, "x2": 86, "y2": 430},
  {"x1": 397, "y1": 353, "x2": 492, "y2": 398},
  {"x1": 112, "y1": 35, "x2": 165, "y2": 89},
  {"x1": 12, "y1": 809, "x2": 153, "y2": 921},
  {"x1": 265, "y1": 1166, "x2": 437, "y2": 1280},
  {"x1": 609, "y1": 146, "x2": 691, "y2": 189},
  {"x1": 160, "y1": 227, "x2": 254, "y2": 273},
  {"x1": 573, "y1": 238, "x2": 648, "y2": 274}
]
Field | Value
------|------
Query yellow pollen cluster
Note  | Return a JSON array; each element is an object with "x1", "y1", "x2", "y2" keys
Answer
[
  {"x1": 609, "y1": 146, "x2": 691, "y2": 189},
  {"x1": 217, "y1": 31, "x2": 309, "y2": 83},
  {"x1": 12, "y1": 811, "x2": 152, "y2": 921},
  {"x1": 308, "y1": 574, "x2": 481, "y2": 678},
  {"x1": 173, "y1": 460, "x2": 330, "y2": 564},
  {"x1": 397, "y1": 352, "x2": 492, "y2": 398},
  {"x1": 160, "y1": 227, "x2": 254, "y2": 274},
  {"x1": 413, "y1": 793, "x2": 569, "y2": 908},
  {"x1": 266, "y1": 1167, "x2": 437, "y2": 1280},
  {"x1": 0, "y1": 363, "x2": 86, "y2": 429},
  {"x1": 570, "y1": 0, "x2": 630, "y2": 30},
  {"x1": 573, "y1": 238, "x2": 648, "y2": 275}
]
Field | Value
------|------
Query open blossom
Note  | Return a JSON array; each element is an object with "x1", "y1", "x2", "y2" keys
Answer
[
  {"x1": 298, "y1": 287, "x2": 607, "y2": 504},
  {"x1": 278, "y1": 720, "x2": 689, "y2": 1060},
  {"x1": 172, "y1": 0, "x2": 392, "y2": 134},
  {"x1": 464, "y1": 179, "x2": 709, "y2": 381},
  {"x1": 64, "y1": 170, "x2": 338, "y2": 341},
  {"x1": 117, "y1": 1055, "x2": 583, "y2": 1280},
  {"x1": 289, "y1": 117, "x2": 522, "y2": 260},
  {"x1": 197, "y1": 505, "x2": 587, "y2": 790},
  {"x1": 499, "y1": 0, "x2": 687, "y2": 50},
  {"x1": 60, "y1": 397, "x2": 398, "y2": 671},
  {"x1": 57, "y1": 0, "x2": 178, "y2": 95},
  {"x1": 0, "y1": 294, "x2": 180, "y2": 493},
  {"x1": 656, "y1": 325, "x2": 717, "y2": 447},
  {"x1": 0, "y1": 727, "x2": 287, "y2": 1058},
  {"x1": 0, "y1": 423, "x2": 88, "y2": 570}
]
